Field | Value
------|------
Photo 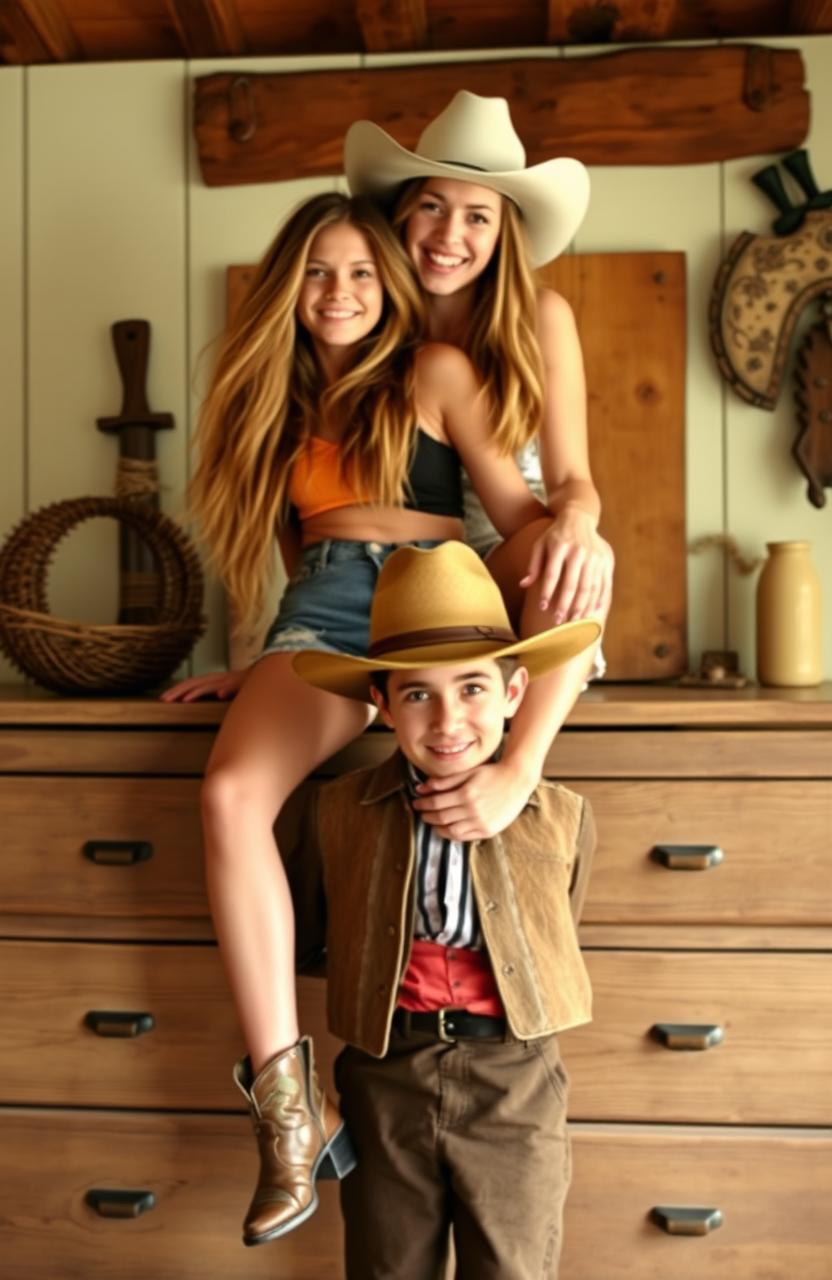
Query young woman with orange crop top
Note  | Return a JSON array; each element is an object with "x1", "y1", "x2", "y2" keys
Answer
[
  {"x1": 162, "y1": 191, "x2": 597, "y2": 1246},
  {"x1": 344, "y1": 90, "x2": 614, "y2": 847}
]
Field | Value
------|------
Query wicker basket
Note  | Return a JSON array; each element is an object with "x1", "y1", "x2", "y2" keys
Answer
[{"x1": 0, "y1": 497, "x2": 205, "y2": 695}]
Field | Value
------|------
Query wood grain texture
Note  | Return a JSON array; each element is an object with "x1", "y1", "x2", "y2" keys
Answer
[
  {"x1": 549, "y1": 728, "x2": 832, "y2": 776},
  {"x1": 564, "y1": 950, "x2": 832, "y2": 1124},
  {"x1": 0, "y1": 942, "x2": 337, "y2": 1110},
  {"x1": 543, "y1": 252, "x2": 687, "y2": 678},
  {"x1": 562, "y1": 1122, "x2": 832, "y2": 1279},
  {"x1": 577, "y1": 779, "x2": 832, "y2": 924},
  {"x1": 192, "y1": 46, "x2": 809, "y2": 185},
  {"x1": 163, "y1": 0, "x2": 246, "y2": 55},
  {"x1": 356, "y1": 0, "x2": 427, "y2": 51},
  {"x1": 0, "y1": 0, "x2": 82, "y2": 62},
  {"x1": 3, "y1": 681, "x2": 832, "y2": 728},
  {"x1": 3, "y1": 1, "x2": 831, "y2": 64},
  {"x1": 547, "y1": 0, "x2": 679, "y2": 43},
  {"x1": 1, "y1": 1108, "x2": 830, "y2": 1279},
  {"x1": 0, "y1": 1105, "x2": 346, "y2": 1279}
]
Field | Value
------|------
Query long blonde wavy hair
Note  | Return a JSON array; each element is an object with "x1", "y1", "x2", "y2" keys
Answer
[
  {"x1": 190, "y1": 193, "x2": 425, "y2": 624},
  {"x1": 394, "y1": 181, "x2": 545, "y2": 456}
]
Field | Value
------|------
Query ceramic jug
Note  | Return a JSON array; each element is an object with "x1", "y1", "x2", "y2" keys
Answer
[{"x1": 756, "y1": 541, "x2": 823, "y2": 686}]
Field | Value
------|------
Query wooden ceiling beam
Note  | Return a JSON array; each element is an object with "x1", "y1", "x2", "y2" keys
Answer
[
  {"x1": 547, "y1": 0, "x2": 679, "y2": 44},
  {"x1": 0, "y1": 0, "x2": 81, "y2": 63},
  {"x1": 789, "y1": 0, "x2": 832, "y2": 31},
  {"x1": 356, "y1": 0, "x2": 428, "y2": 52},
  {"x1": 164, "y1": 0, "x2": 246, "y2": 58}
]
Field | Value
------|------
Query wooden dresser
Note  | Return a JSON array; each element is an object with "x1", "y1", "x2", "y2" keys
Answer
[{"x1": 1, "y1": 684, "x2": 830, "y2": 1279}]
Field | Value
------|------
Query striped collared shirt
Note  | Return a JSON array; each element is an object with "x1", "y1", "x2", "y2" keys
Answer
[{"x1": 407, "y1": 763, "x2": 483, "y2": 950}]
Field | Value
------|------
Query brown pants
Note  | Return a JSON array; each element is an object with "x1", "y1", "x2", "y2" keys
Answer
[{"x1": 335, "y1": 1024, "x2": 571, "y2": 1280}]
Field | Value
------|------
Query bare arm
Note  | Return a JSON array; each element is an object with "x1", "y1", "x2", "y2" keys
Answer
[{"x1": 520, "y1": 290, "x2": 613, "y2": 621}]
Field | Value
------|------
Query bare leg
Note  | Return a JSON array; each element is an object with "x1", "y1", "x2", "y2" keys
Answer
[
  {"x1": 201, "y1": 653, "x2": 371, "y2": 1073},
  {"x1": 486, "y1": 519, "x2": 609, "y2": 780}
]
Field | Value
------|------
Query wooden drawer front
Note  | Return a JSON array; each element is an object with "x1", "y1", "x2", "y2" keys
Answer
[
  {"x1": 563, "y1": 1123, "x2": 832, "y2": 1279},
  {"x1": 0, "y1": 778, "x2": 207, "y2": 925},
  {"x1": 0, "y1": 1107, "x2": 345, "y2": 1280},
  {"x1": 0, "y1": 729, "x2": 217, "y2": 774},
  {"x1": 0, "y1": 941, "x2": 338, "y2": 1110},
  {"x1": 566, "y1": 950, "x2": 832, "y2": 1125},
  {"x1": 578, "y1": 779, "x2": 832, "y2": 925},
  {"x1": 550, "y1": 729, "x2": 832, "y2": 777},
  {"x1": 3, "y1": 1111, "x2": 829, "y2": 1280}
]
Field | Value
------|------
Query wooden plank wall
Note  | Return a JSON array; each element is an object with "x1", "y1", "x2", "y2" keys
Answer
[{"x1": 0, "y1": 39, "x2": 831, "y2": 684}]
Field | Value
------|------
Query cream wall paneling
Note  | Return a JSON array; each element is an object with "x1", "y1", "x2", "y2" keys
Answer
[
  {"x1": 27, "y1": 61, "x2": 188, "y2": 633},
  {"x1": 0, "y1": 69, "x2": 25, "y2": 681},
  {"x1": 724, "y1": 35, "x2": 832, "y2": 681}
]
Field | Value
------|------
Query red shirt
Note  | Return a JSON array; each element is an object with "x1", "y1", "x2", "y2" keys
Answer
[{"x1": 398, "y1": 938, "x2": 505, "y2": 1017}]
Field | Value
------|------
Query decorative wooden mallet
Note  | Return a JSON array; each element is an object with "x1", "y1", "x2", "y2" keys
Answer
[{"x1": 97, "y1": 320, "x2": 174, "y2": 623}]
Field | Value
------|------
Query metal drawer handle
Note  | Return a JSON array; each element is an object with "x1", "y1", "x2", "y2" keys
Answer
[
  {"x1": 651, "y1": 1205, "x2": 723, "y2": 1236},
  {"x1": 651, "y1": 1023, "x2": 724, "y2": 1051},
  {"x1": 650, "y1": 844, "x2": 724, "y2": 871},
  {"x1": 83, "y1": 840, "x2": 154, "y2": 866},
  {"x1": 84, "y1": 1011, "x2": 155, "y2": 1038},
  {"x1": 86, "y1": 1189, "x2": 156, "y2": 1219}
]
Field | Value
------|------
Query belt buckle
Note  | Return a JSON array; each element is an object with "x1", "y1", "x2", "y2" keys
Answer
[{"x1": 437, "y1": 1008, "x2": 457, "y2": 1043}]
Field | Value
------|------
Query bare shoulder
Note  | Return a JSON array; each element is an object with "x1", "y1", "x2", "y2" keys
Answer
[
  {"x1": 536, "y1": 286, "x2": 578, "y2": 335},
  {"x1": 414, "y1": 341, "x2": 479, "y2": 400},
  {"x1": 535, "y1": 287, "x2": 581, "y2": 367}
]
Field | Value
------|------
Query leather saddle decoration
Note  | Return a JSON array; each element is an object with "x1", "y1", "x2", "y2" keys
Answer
[{"x1": 709, "y1": 150, "x2": 832, "y2": 410}]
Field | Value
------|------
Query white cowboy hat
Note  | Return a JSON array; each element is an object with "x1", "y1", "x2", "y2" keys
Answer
[
  {"x1": 344, "y1": 90, "x2": 589, "y2": 267},
  {"x1": 292, "y1": 541, "x2": 601, "y2": 703}
]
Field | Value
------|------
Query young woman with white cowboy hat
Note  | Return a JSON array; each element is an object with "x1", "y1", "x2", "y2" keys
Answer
[
  {"x1": 344, "y1": 89, "x2": 613, "y2": 845},
  {"x1": 161, "y1": 190, "x2": 584, "y2": 1245}
]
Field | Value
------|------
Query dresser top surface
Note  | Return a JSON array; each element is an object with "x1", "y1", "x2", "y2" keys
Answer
[{"x1": 1, "y1": 682, "x2": 831, "y2": 729}]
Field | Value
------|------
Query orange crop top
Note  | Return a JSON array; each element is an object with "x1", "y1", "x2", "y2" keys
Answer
[
  {"x1": 288, "y1": 431, "x2": 463, "y2": 523},
  {"x1": 288, "y1": 436, "x2": 367, "y2": 521}
]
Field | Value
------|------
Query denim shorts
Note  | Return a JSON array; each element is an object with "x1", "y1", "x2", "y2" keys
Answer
[{"x1": 261, "y1": 538, "x2": 445, "y2": 659}]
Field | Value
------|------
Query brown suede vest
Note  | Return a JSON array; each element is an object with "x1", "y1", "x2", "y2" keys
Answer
[{"x1": 296, "y1": 750, "x2": 595, "y2": 1059}]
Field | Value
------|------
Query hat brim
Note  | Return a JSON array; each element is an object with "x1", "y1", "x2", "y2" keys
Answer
[
  {"x1": 344, "y1": 120, "x2": 590, "y2": 267},
  {"x1": 292, "y1": 617, "x2": 601, "y2": 703}
]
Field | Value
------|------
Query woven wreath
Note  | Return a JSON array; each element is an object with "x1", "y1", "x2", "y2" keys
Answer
[{"x1": 0, "y1": 497, "x2": 205, "y2": 695}]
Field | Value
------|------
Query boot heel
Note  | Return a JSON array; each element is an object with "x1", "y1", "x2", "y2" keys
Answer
[{"x1": 317, "y1": 1123, "x2": 357, "y2": 1181}]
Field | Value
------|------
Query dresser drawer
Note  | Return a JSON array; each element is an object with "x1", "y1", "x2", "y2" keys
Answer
[
  {"x1": 0, "y1": 941, "x2": 336, "y2": 1110},
  {"x1": 551, "y1": 729, "x2": 832, "y2": 777},
  {"x1": 565, "y1": 950, "x2": 832, "y2": 1125},
  {"x1": 0, "y1": 777, "x2": 314, "y2": 939},
  {"x1": 578, "y1": 780, "x2": 832, "y2": 925},
  {"x1": 3, "y1": 1109, "x2": 829, "y2": 1280},
  {"x1": 0, "y1": 1106, "x2": 345, "y2": 1280},
  {"x1": 0, "y1": 778, "x2": 206, "y2": 925},
  {"x1": 563, "y1": 1122, "x2": 832, "y2": 1279}
]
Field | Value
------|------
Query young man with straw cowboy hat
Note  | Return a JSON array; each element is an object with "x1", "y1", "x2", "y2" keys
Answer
[{"x1": 291, "y1": 541, "x2": 601, "y2": 1278}]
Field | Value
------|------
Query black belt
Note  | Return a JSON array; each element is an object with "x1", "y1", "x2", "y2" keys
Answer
[{"x1": 393, "y1": 1007, "x2": 507, "y2": 1043}]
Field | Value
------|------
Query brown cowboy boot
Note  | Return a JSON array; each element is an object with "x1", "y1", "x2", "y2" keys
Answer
[{"x1": 233, "y1": 1035, "x2": 356, "y2": 1246}]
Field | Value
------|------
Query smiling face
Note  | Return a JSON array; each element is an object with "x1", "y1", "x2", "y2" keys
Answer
[
  {"x1": 296, "y1": 221, "x2": 384, "y2": 352},
  {"x1": 371, "y1": 658, "x2": 528, "y2": 778},
  {"x1": 404, "y1": 177, "x2": 503, "y2": 297}
]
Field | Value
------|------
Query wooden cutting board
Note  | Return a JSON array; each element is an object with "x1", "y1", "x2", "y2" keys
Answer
[
  {"x1": 542, "y1": 251, "x2": 687, "y2": 680},
  {"x1": 227, "y1": 250, "x2": 687, "y2": 680}
]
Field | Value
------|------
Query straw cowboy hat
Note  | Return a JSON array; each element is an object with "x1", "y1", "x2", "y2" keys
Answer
[
  {"x1": 292, "y1": 541, "x2": 601, "y2": 703},
  {"x1": 344, "y1": 90, "x2": 590, "y2": 266}
]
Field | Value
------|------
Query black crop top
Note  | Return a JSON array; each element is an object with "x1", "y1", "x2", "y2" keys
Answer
[{"x1": 404, "y1": 428, "x2": 464, "y2": 518}]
